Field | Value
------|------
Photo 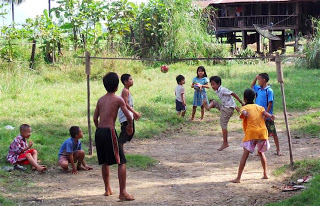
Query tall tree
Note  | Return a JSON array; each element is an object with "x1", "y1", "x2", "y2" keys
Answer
[{"x1": 3, "y1": 0, "x2": 24, "y2": 23}]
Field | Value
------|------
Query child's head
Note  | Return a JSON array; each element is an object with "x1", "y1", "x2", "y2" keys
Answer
[
  {"x1": 20, "y1": 124, "x2": 31, "y2": 139},
  {"x1": 258, "y1": 73, "x2": 269, "y2": 86},
  {"x1": 243, "y1": 88, "x2": 255, "y2": 104},
  {"x1": 121, "y1": 74, "x2": 133, "y2": 87},
  {"x1": 209, "y1": 76, "x2": 221, "y2": 91},
  {"x1": 103, "y1": 72, "x2": 119, "y2": 93},
  {"x1": 196, "y1": 66, "x2": 207, "y2": 78},
  {"x1": 176, "y1": 75, "x2": 185, "y2": 85},
  {"x1": 69, "y1": 126, "x2": 83, "y2": 139}
]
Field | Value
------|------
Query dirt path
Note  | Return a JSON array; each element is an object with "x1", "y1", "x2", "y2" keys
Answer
[{"x1": 4, "y1": 110, "x2": 320, "y2": 205}]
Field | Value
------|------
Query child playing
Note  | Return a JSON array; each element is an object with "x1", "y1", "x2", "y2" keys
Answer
[
  {"x1": 191, "y1": 66, "x2": 210, "y2": 120},
  {"x1": 118, "y1": 74, "x2": 141, "y2": 151},
  {"x1": 7, "y1": 124, "x2": 47, "y2": 172},
  {"x1": 251, "y1": 73, "x2": 282, "y2": 156},
  {"x1": 203, "y1": 76, "x2": 245, "y2": 151},
  {"x1": 175, "y1": 75, "x2": 186, "y2": 117},
  {"x1": 93, "y1": 72, "x2": 134, "y2": 201},
  {"x1": 58, "y1": 126, "x2": 93, "y2": 174},
  {"x1": 231, "y1": 88, "x2": 275, "y2": 183}
]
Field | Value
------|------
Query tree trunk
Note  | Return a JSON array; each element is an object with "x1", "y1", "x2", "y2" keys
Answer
[{"x1": 29, "y1": 39, "x2": 36, "y2": 69}]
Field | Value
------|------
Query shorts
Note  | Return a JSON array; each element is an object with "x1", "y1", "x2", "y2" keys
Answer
[
  {"x1": 95, "y1": 127, "x2": 126, "y2": 165},
  {"x1": 266, "y1": 119, "x2": 277, "y2": 137},
  {"x1": 17, "y1": 149, "x2": 36, "y2": 165},
  {"x1": 212, "y1": 100, "x2": 234, "y2": 129},
  {"x1": 240, "y1": 139, "x2": 270, "y2": 154},
  {"x1": 176, "y1": 99, "x2": 186, "y2": 112},
  {"x1": 58, "y1": 153, "x2": 79, "y2": 165},
  {"x1": 119, "y1": 121, "x2": 135, "y2": 144}
]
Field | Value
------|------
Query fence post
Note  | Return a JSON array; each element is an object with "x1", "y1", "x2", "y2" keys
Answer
[
  {"x1": 276, "y1": 52, "x2": 294, "y2": 168},
  {"x1": 85, "y1": 51, "x2": 93, "y2": 155},
  {"x1": 29, "y1": 39, "x2": 36, "y2": 69}
]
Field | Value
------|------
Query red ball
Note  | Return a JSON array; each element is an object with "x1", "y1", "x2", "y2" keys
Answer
[{"x1": 160, "y1": 65, "x2": 169, "y2": 73}]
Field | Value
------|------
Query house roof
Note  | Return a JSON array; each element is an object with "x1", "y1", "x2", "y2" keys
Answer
[{"x1": 193, "y1": 0, "x2": 293, "y2": 8}]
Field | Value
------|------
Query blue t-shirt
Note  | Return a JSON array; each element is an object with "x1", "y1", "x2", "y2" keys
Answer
[
  {"x1": 253, "y1": 84, "x2": 274, "y2": 115},
  {"x1": 58, "y1": 137, "x2": 82, "y2": 159}
]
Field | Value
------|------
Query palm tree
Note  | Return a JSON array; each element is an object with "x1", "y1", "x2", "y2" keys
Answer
[{"x1": 3, "y1": 0, "x2": 24, "y2": 23}]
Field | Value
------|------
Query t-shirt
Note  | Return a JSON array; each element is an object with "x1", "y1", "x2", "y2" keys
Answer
[
  {"x1": 215, "y1": 86, "x2": 236, "y2": 108},
  {"x1": 7, "y1": 135, "x2": 28, "y2": 164},
  {"x1": 58, "y1": 137, "x2": 82, "y2": 159},
  {"x1": 118, "y1": 92, "x2": 134, "y2": 123},
  {"x1": 240, "y1": 104, "x2": 268, "y2": 142},
  {"x1": 175, "y1": 85, "x2": 185, "y2": 102},
  {"x1": 253, "y1": 85, "x2": 274, "y2": 115}
]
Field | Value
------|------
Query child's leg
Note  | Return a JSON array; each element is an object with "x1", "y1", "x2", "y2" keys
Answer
[
  {"x1": 231, "y1": 149, "x2": 250, "y2": 183},
  {"x1": 273, "y1": 134, "x2": 282, "y2": 155},
  {"x1": 73, "y1": 150, "x2": 85, "y2": 169},
  {"x1": 191, "y1": 106, "x2": 197, "y2": 120},
  {"x1": 31, "y1": 149, "x2": 38, "y2": 164},
  {"x1": 177, "y1": 111, "x2": 181, "y2": 116},
  {"x1": 102, "y1": 164, "x2": 113, "y2": 196},
  {"x1": 181, "y1": 110, "x2": 186, "y2": 118},
  {"x1": 200, "y1": 105, "x2": 205, "y2": 120},
  {"x1": 218, "y1": 128, "x2": 229, "y2": 151},
  {"x1": 257, "y1": 152, "x2": 268, "y2": 179},
  {"x1": 58, "y1": 156, "x2": 69, "y2": 171},
  {"x1": 118, "y1": 163, "x2": 134, "y2": 201},
  {"x1": 25, "y1": 153, "x2": 46, "y2": 172}
]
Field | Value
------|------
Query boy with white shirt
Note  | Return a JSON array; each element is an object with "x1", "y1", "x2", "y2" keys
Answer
[
  {"x1": 203, "y1": 76, "x2": 245, "y2": 151},
  {"x1": 175, "y1": 75, "x2": 186, "y2": 117}
]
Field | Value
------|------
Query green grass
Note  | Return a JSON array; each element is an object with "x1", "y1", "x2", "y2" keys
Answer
[
  {"x1": 291, "y1": 112, "x2": 320, "y2": 138},
  {"x1": 0, "y1": 194, "x2": 15, "y2": 206},
  {"x1": 126, "y1": 154, "x2": 157, "y2": 169},
  {"x1": 0, "y1": 59, "x2": 319, "y2": 204},
  {"x1": 268, "y1": 159, "x2": 320, "y2": 206}
]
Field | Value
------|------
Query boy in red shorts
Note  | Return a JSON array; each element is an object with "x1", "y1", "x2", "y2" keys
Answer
[{"x1": 7, "y1": 124, "x2": 47, "y2": 172}]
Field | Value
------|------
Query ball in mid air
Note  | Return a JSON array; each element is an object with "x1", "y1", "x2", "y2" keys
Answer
[{"x1": 160, "y1": 65, "x2": 169, "y2": 73}]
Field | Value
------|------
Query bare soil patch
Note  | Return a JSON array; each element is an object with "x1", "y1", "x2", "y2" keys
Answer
[{"x1": 3, "y1": 110, "x2": 320, "y2": 205}]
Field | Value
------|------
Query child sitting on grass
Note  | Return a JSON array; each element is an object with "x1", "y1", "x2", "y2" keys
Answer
[
  {"x1": 7, "y1": 124, "x2": 47, "y2": 172},
  {"x1": 58, "y1": 126, "x2": 93, "y2": 174},
  {"x1": 231, "y1": 88, "x2": 275, "y2": 183}
]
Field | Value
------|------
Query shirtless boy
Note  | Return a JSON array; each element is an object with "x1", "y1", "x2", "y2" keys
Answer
[{"x1": 93, "y1": 72, "x2": 134, "y2": 201}]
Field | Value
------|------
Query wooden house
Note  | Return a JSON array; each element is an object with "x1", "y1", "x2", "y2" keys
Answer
[{"x1": 194, "y1": 0, "x2": 320, "y2": 54}]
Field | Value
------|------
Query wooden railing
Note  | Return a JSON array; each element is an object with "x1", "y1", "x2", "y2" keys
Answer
[{"x1": 214, "y1": 15, "x2": 297, "y2": 29}]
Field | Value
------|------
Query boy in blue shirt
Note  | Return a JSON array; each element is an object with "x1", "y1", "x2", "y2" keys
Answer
[
  {"x1": 251, "y1": 73, "x2": 282, "y2": 156},
  {"x1": 58, "y1": 126, "x2": 93, "y2": 174}
]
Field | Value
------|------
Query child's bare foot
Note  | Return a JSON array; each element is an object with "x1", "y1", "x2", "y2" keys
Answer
[
  {"x1": 190, "y1": 118, "x2": 194, "y2": 121},
  {"x1": 104, "y1": 190, "x2": 113, "y2": 196},
  {"x1": 32, "y1": 165, "x2": 47, "y2": 171},
  {"x1": 77, "y1": 165, "x2": 93, "y2": 171},
  {"x1": 275, "y1": 151, "x2": 284, "y2": 156},
  {"x1": 262, "y1": 175, "x2": 269, "y2": 179},
  {"x1": 230, "y1": 178, "x2": 241, "y2": 183},
  {"x1": 217, "y1": 144, "x2": 229, "y2": 151},
  {"x1": 37, "y1": 165, "x2": 47, "y2": 173},
  {"x1": 119, "y1": 193, "x2": 135, "y2": 201}
]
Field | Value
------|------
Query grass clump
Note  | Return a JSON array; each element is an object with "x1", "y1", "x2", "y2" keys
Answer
[
  {"x1": 291, "y1": 112, "x2": 320, "y2": 138},
  {"x1": 126, "y1": 154, "x2": 157, "y2": 169},
  {"x1": 268, "y1": 159, "x2": 320, "y2": 206}
]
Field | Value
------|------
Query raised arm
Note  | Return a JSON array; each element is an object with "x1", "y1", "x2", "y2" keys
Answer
[{"x1": 251, "y1": 75, "x2": 259, "y2": 88}]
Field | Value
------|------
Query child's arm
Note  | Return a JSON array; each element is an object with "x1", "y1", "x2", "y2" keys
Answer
[
  {"x1": 200, "y1": 83, "x2": 210, "y2": 89},
  {"x1": 263, "y1": 111, "x2": 275, "y2": 121},
  {"x1": 266, "y1": 101, "x2": 272, "y2": 113},
  {"x1": 231, "y1": 92, "x2": 245, "y2": 106},
  {"x1": 250, "y1": 75, "x2": 259, "y2": 88},
  {"x1": 122, "y1": 89, "x2": 141, "y2": 120},
  {"x1": 181, "y1": 88, "x2": 186, "y2": 106},
  {"x1": 69, "y1": 152, "x2": 78, "y2": 174},
  {"x1": 93, "y1": 102, "x2": 99, "y2": 128}
]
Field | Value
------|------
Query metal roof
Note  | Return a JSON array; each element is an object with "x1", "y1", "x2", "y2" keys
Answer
[{"x1": 193, "y1": 0, "x2": 294, "y2": 8}]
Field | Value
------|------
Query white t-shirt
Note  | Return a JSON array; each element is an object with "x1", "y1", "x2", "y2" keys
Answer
[
  {"x1": 118, "y1": 93, "x2": 134, "y2": 123},
  {"x1": 215, "y1": 86, "x2": 236, "y2": 108},
  {"x1": 175, "y1": 85, "x2": 185, "y2": 102}
]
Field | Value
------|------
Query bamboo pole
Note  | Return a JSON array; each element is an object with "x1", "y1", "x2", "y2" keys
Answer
[
  {"x1": 275, "y1": 52, "x2": 294, "y2": 168},
  {"x1": 85, "y1": 51, "x2": 93, "y2": 155}
]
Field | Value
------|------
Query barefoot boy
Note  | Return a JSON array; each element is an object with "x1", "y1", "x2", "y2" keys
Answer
[
  {"x1": 7, "y1": 124, "x2": 47, "y2": 172},
  {"x1": 203, "y1": 76, "x2": 244, "y2": 151},
  {"x1": 175, "y1": 75, "x2": 186, "y2": 117},
  {"x1": 58, "y1": 126, "x2": 93, "y2": 174},
  {"x1": 118, "y1": 74, "x2": 141, "y2": 151},
  {"x1": 251, "y1": 73, "x2": 282, "y2": 155},
  {"x1": 93, "y1": 72, "x2": 134, "y2": 201}
]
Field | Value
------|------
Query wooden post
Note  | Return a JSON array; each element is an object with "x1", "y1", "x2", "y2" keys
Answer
[
  {"x1": 29, "y1": 39, "x2": 36, "y2": 69},
  {"x1": 85, "y1": 51, "x2": 93, "y2": 155},
  {"x1": 276, "y1": 52, "x2": 294, "y2": 168}
]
